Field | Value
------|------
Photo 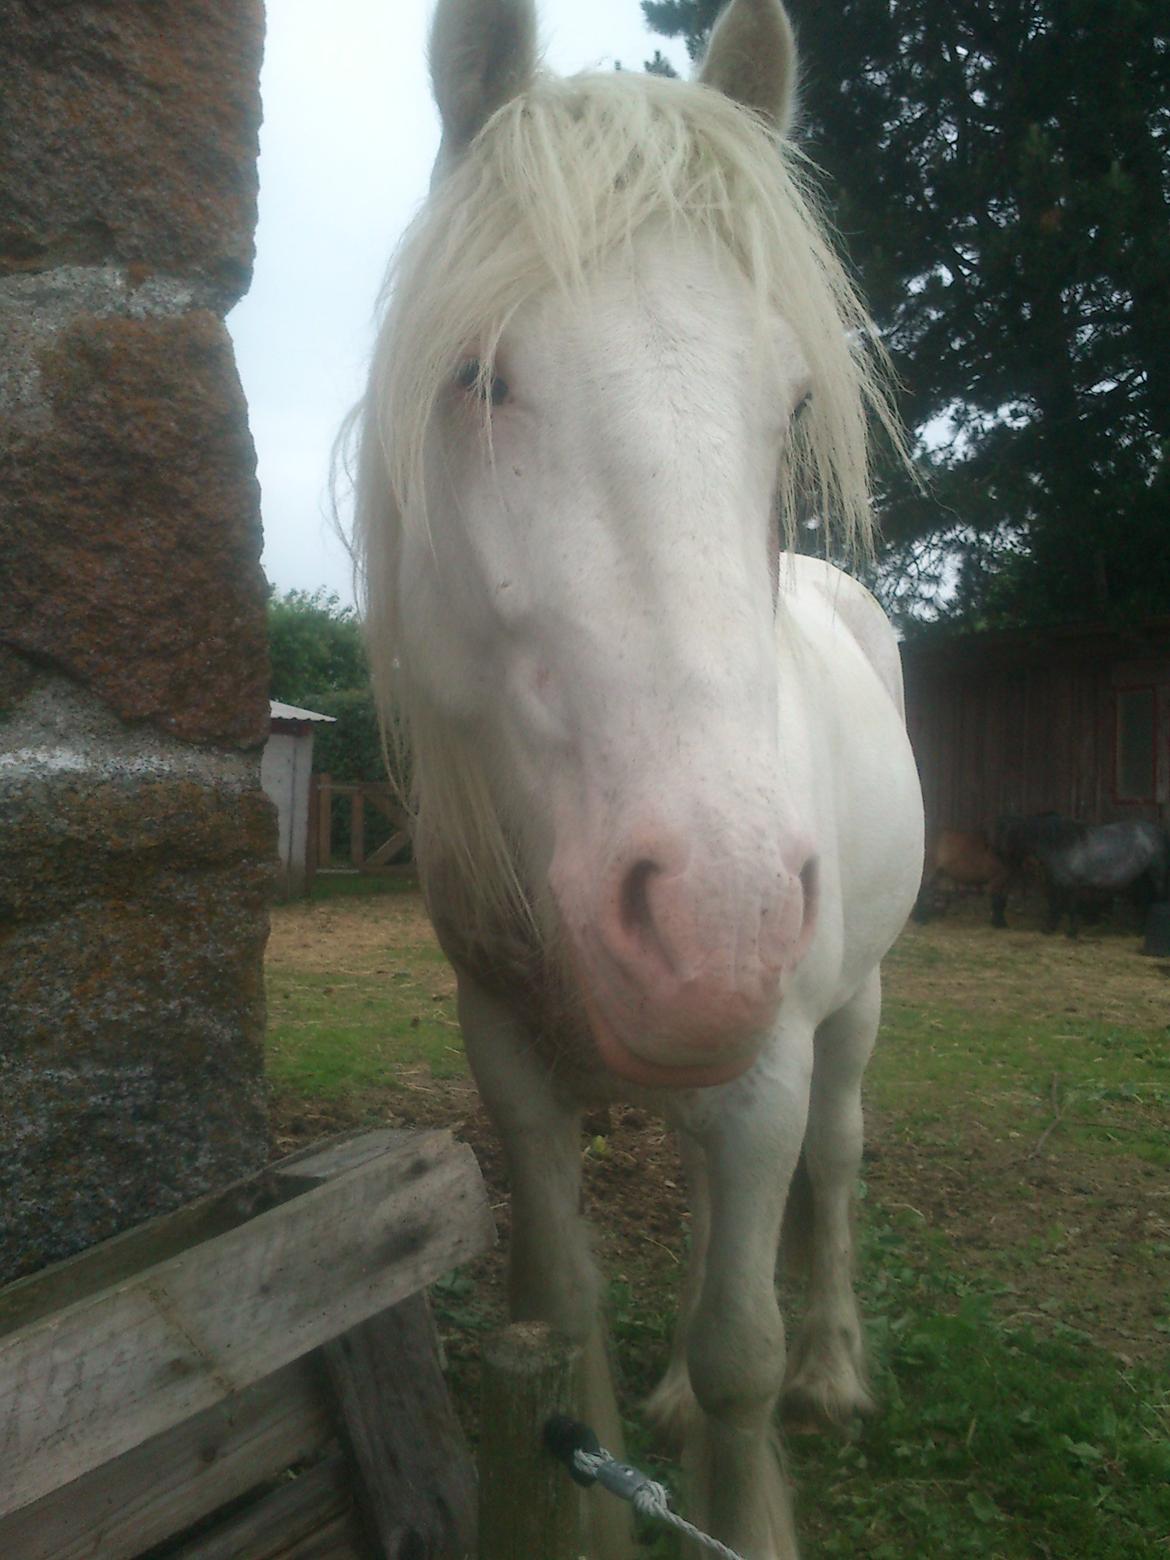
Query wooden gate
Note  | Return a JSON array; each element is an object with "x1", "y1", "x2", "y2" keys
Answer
[{"x1": 310, "y1": 778, "x2": 412, "y2": 877}]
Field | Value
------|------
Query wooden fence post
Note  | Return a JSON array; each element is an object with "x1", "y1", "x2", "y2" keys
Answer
[
  {"x1": 316, "y1": 773, "x2": 333, "y2": 867},
  {"x1": 305, "y1": 775, "x2": 319, "y2": 894},
  {"x1": 350, "y1": 788, "x2": 365, "y2": 869},
  {"x1": 323, "y1": 1293, "x2": 477, "y2": 1558},
  {"x1": 478, "y1": 1323, "x2": 584, "y2": 1560}
]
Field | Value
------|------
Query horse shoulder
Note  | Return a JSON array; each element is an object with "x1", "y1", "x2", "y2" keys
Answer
[{"x1": 783, "y1": 555, "x2": 906, "y2": 718}]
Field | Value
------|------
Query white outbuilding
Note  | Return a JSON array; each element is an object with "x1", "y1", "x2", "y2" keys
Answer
[{"x1": 262, "y1": 700, "x2": 336, "y2": 898}]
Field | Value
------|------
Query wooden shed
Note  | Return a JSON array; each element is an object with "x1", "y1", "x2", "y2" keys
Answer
[
  {"x1": 902, "y1": 618, "x2": 1170, "y2": 836},
  {"x1": 262, "y1": 700, "x2": 336, "y2": 898}
]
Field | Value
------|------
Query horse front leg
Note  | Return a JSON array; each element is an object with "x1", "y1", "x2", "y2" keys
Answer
[
  {"x1": 676, "y1": 1042, "x2": 812, "y2": 1560},
  {"x1": 989, "y1": 868, "x2": 1009, "y2": 927},
  {"x1": 782, "y1": 972, "x2": 880, "y2": 1430},
  {"x1": 457, "y1": 975, "x2": 634, "y2": 1560},
  {"x1": 644, "y1": 1129, "x2": 709, "y2": 1449}
]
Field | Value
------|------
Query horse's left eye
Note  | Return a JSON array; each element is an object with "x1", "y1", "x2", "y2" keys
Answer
[
  {"x1": 456, "y1": 359, "x2": 509, "y2": 406},
  {"x1": 793, "y1": 392, "x2": 812, "y2": 421}
]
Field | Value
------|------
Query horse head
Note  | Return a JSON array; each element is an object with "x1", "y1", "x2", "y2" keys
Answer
[{"x1": 356, "y1": 0, "x2": 894, "y2": 1089}]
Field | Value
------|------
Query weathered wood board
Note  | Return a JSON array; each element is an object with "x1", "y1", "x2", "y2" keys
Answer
[
  {"x1": 0, "y1": 1356, "x2": 331, "y2": 1560},
  {"x1": 325, "y1": 1296, "x2": 477, "y2": 1557},
  {"x1": 169, "y1": 1452, "x2": 359, "y2": 1559},
  {"x1": 0, "y1": 1129, "x2": 495, "y2": 1533}
]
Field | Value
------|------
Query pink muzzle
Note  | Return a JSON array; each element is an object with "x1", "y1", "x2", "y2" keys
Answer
[{"x1": 553, "y1": 835, "x2": 818, "y2": 1089}]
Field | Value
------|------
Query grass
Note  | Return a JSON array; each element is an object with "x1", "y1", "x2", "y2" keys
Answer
[
  {"x1": 789, "y1": 1208, "x2": 1170, "y2": 1558},
  {"x1": 607, "y1": 1221, "x2": 1170, "y2": 1559},
  {"x1": 601, "y1": 1194, "x2": 1170, "y2": 1558},
  {"x1": 266, "y1": 881, "x2": 1170, "y2": 1556},
  {"x1": 266, "y1": 872, "x2": 463, "y2": 1097},
  {"x1": 875, "y1": 1001, "x2": 1170, "y2": 1164},
  {"x1": 306, "y1": 869, "x2": 420, "y2": 899},
  {"x1": 872, "y1": 914, "x2": 1170, "y2": 1166},
  {"x1": 265, "y1": 964, "x2": 464, "y2": 1095}
]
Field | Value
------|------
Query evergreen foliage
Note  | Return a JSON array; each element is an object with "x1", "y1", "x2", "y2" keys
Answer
[
  {"x1": 644, "y1": 0, "x2": 1170, "y2": 630},
  {"x1": 267, "y1": 589, "x2": 382, "y2": 781}
]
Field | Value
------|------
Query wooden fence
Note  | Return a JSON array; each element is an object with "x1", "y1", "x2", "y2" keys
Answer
[
  {"x1": 0, "y1": 1130, "x2": 494, "y2": 1560},
  {"x1": 310, "y1": 777, "x2": 412, "y2": 877}
]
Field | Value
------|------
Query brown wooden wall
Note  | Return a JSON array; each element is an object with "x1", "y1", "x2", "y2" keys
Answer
[{"x1": 902, "y1": 624, "x2": 1170, "y2": 838}]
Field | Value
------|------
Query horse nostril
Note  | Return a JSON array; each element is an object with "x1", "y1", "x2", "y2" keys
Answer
[
  {"x1": 619, "y1": 858, "x2": 659, "y2": 938},
  {"x1": 616, "y1": 857, "x2": 681, "y2": 977},
  {"x1": 798, "y1": 856, "x2": 819, "y2": 931}
]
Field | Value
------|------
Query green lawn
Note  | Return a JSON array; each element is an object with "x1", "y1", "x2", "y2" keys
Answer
[
  {"x1": 789, "y1": 1211, "x2": 1170, "y2": 1558},
  {"x1": 265, "y1": 873, "x2": 463, "y2": 1098}
]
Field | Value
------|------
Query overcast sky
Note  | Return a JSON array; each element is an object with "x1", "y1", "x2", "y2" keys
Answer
[{"x1": 226, "y1": 1, "x2": 690, "y2": 608}]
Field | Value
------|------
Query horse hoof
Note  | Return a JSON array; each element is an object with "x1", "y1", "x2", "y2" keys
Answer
[
  {"x1": 644, "y1": 1374, "x2": 698, "y2": 1452},
  {"x1": 780, "y1": 1380, "x2": 872, "y2": 1437}
]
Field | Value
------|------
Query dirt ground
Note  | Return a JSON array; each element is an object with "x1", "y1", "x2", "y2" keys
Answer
[{"x1": 267, "y1": 888, "x2": 1170, "y2": 1371}]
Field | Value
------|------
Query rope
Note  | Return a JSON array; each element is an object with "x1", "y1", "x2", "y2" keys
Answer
[{"x1": 544, "y1": 1415, "x2": 747, "y2": 1560}]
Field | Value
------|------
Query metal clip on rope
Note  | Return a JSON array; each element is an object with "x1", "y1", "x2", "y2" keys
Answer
[{"x1": 543, "y1": 1415, "x2": 747, "y2": 1560}]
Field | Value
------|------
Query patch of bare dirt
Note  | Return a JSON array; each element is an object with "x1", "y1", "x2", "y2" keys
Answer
[{"x1": 266, "y1": 888, "x2": 439, "y2": 974}]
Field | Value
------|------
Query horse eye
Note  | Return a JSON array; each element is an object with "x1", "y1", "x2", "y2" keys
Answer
[
  {"x1": 456, "y1": 359, "x2": 509, "y2": 406},
  {"x1": 793, "y1": 392, "x2": 812, "y2": 421}
]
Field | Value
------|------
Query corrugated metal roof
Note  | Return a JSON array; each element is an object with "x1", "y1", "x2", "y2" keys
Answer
[{"x1": 269, "y1": 700, "x2": 336, "y2": 723}]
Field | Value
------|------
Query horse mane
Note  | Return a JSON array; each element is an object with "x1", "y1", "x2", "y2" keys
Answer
[{"x1": 346, "y1": 67, "x2": 904, "y2": 925}]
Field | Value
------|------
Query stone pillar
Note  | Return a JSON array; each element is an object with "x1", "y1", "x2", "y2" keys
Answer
[{"x1": 0, "y1": 2, "x2": 273, "y2": 1281}]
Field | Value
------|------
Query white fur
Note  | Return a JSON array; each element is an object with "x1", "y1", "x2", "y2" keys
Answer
[
  {"x1": 700, "y1": 0, "x2": 800, "y2": 133},
  {"x1": 348, "y1": 3, "x2": 924, "y2": 1555}
]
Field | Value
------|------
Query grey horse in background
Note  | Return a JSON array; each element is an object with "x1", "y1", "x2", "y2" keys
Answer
[{"x1": 997, "y1": 813, "x2": 1169, "y2": 937}]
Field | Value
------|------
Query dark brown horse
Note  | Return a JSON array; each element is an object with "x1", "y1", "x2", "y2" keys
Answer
[
  {"x1": 915, "y1": 828, "x2": 1013, "y2": 927},
  {"x1": 997, "y1": 813, "x2": 1169, "y2": 937}
]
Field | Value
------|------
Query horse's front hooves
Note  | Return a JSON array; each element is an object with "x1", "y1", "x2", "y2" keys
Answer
[
  {"x1": 780, "y1": 1379, "x2": 874, "y2": 1438},
  {"x1": 643, "y1": 1371, "x2": 699, "y2": 1452}
]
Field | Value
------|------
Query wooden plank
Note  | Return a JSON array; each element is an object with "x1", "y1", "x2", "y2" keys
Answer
[
  {"x1": 350, "y1": 790, "x2": 365, "y2": 868},
  {"x1": 323, "y1": 1294, "x2": 477, "y2": 1559},
  {"x1": 275, "y1": 1510, "x2": 371, "y2": 1560},
  {"x1": 0, "y1": 1130, "x2": 405, "y2": 1344},
  {"x1": 0, "y1": 1171, "x2": 295, "y2": 1342},
  {"x1": 0, "y1": 1357, "x2": 331, "y2": 1560},
  {"x1": 169, "y1": 1451, "x2": 361, "y2": 1559},
  {"x1": 0, "y1": 1130, "x2": 495, "y2": 1519},
  {"x1": 316, "y1": 774, "x2": 334, "y2": 865},
  {"x1": 362, "y1": 830, "x2": 409, "y2": 870},
  {"x1": 276, "y1": 1129, "x2": 412, "y2": 1187}
]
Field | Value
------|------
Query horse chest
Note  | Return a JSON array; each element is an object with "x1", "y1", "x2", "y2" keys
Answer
[{"x1": 427, "y1": 892, "x2": 630, "y2": 1102}]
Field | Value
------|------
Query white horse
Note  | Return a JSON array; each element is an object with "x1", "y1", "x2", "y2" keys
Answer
[{"x1": 351, "y1": 1, "x2": 924, "y2": 1554}]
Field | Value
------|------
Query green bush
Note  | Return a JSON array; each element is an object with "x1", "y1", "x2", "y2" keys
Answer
[{"x1": 268, "y1": 588, "x2": 410, "y2": 863}]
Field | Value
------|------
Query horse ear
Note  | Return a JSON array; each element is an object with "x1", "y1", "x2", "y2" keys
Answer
[
  {"x1": 698, "y1": 0, "x2": 798, "y2": 134},
  {"x1": 429, "y1": 0, "x2": 538, "y2": 155}
]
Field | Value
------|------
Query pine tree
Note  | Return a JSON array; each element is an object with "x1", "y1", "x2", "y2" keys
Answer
[{"x1": 644, "y1": 0, "x2": 1170, "y2": 629}]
